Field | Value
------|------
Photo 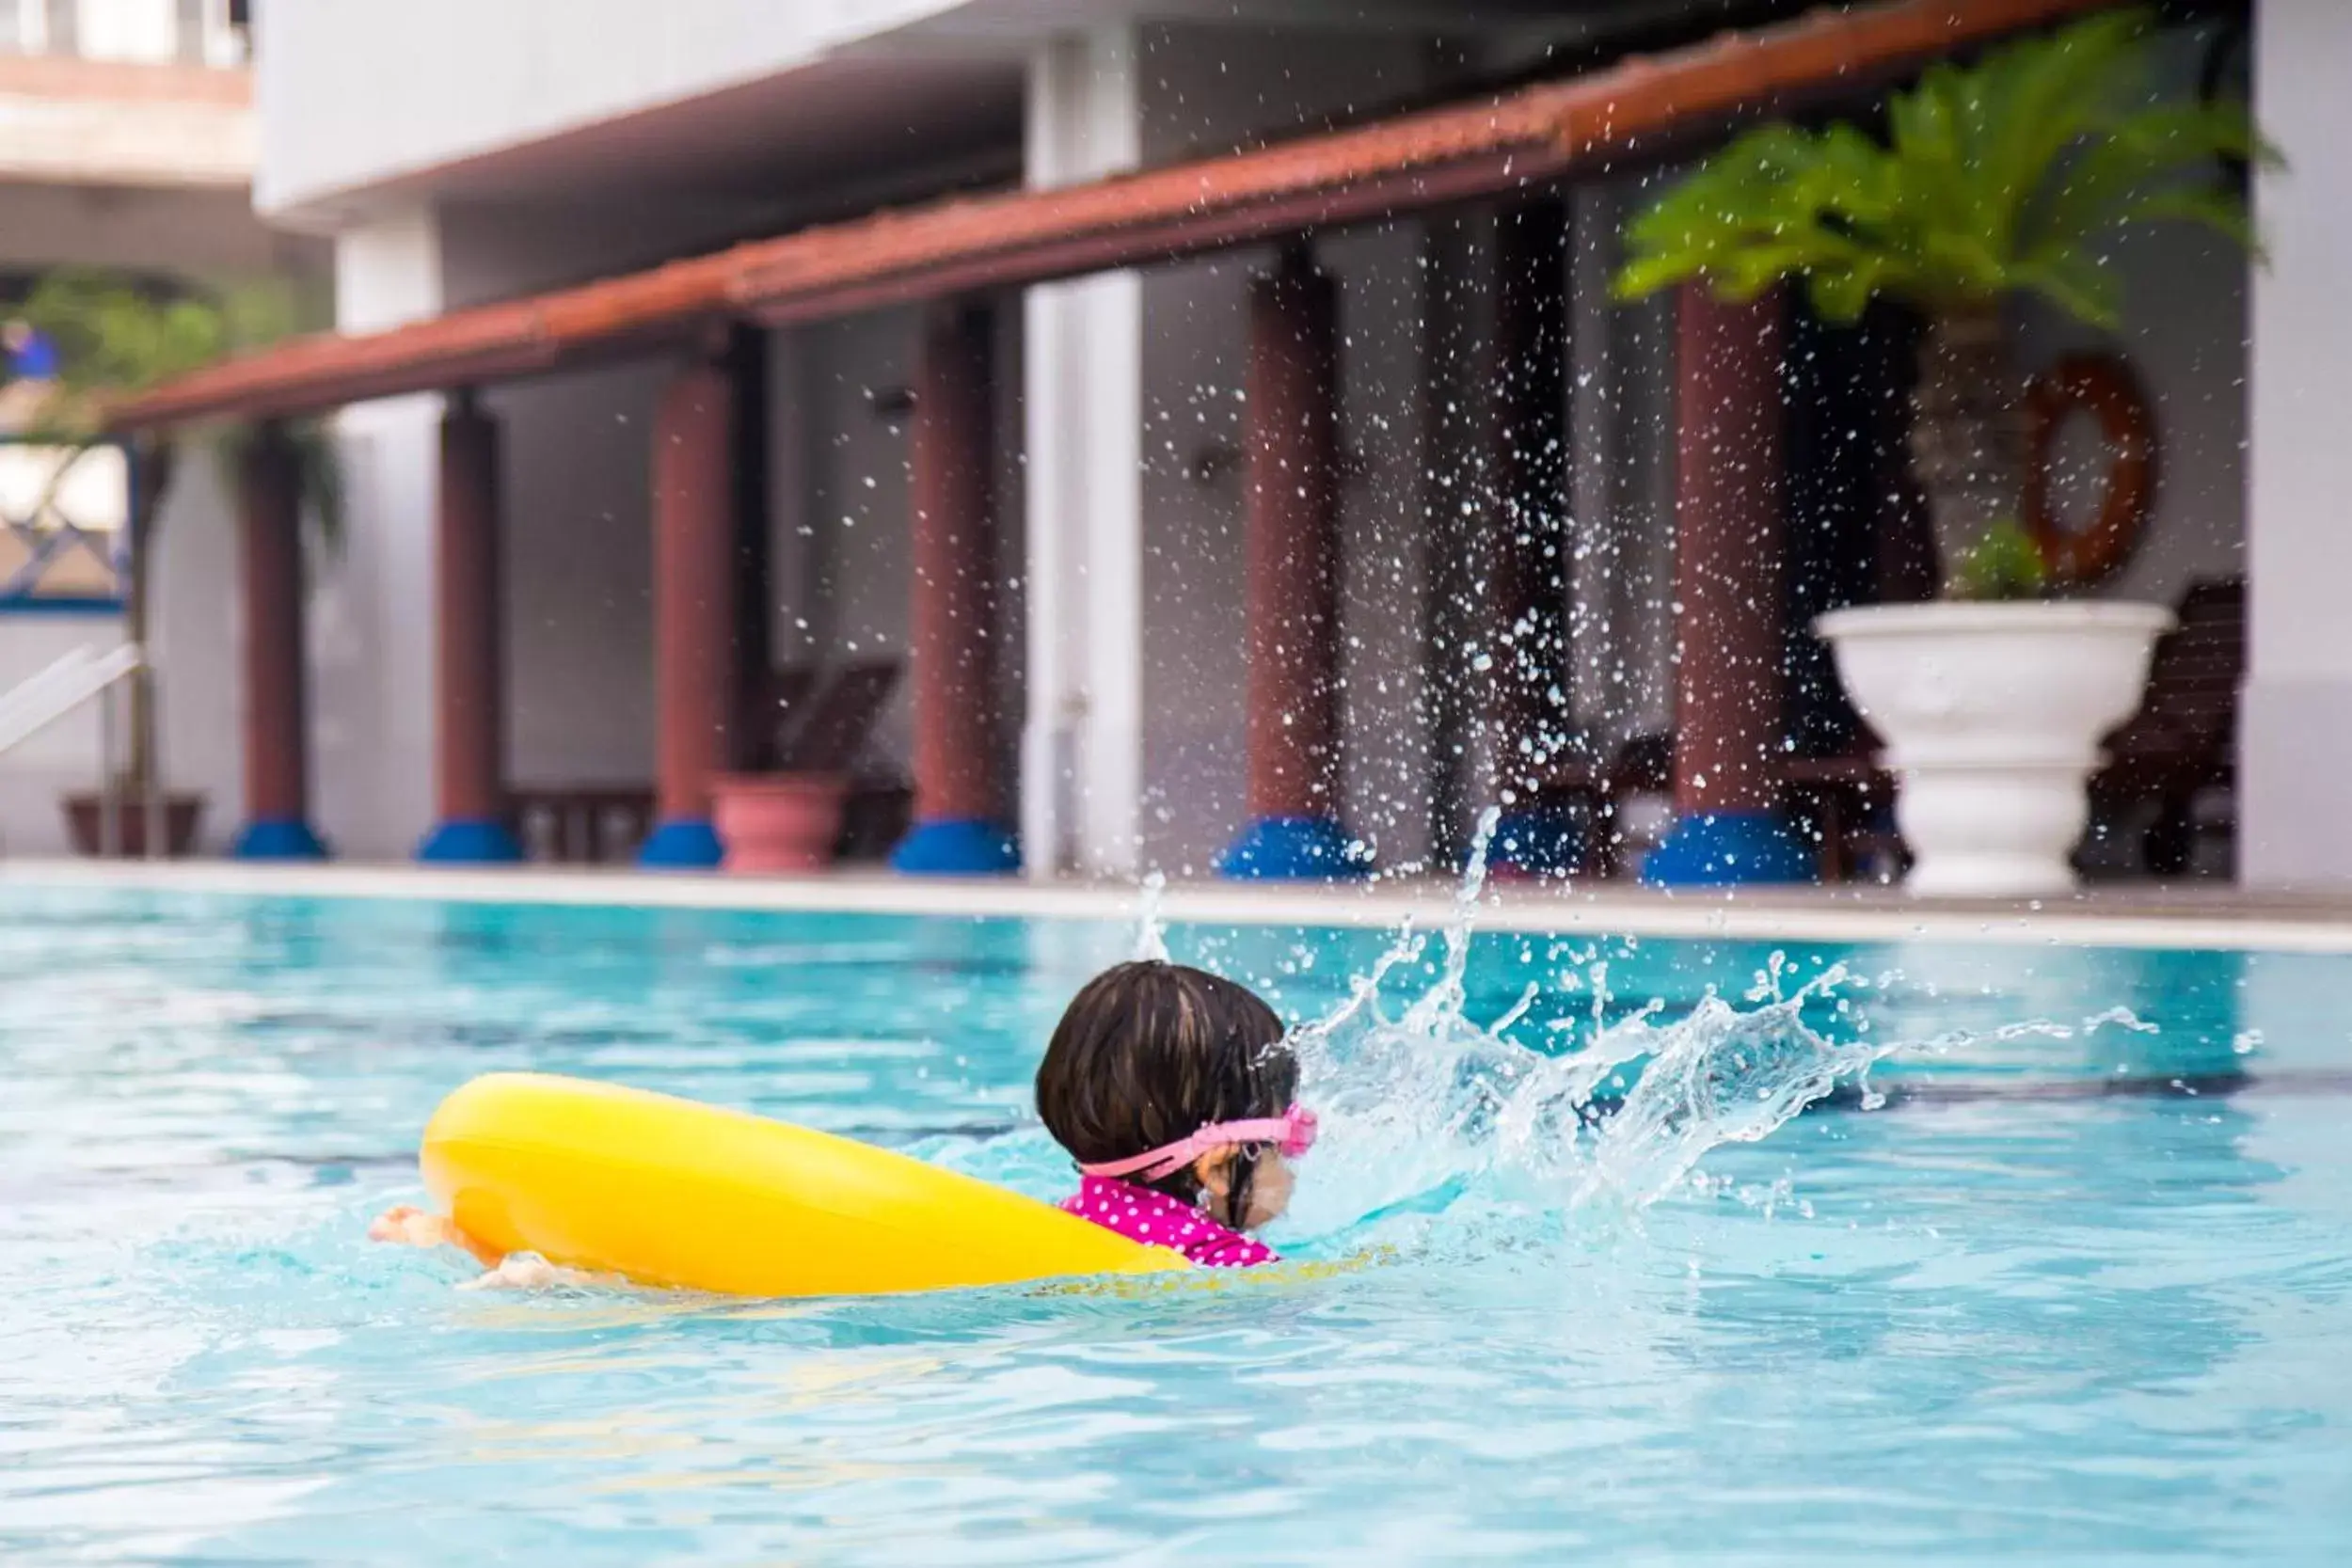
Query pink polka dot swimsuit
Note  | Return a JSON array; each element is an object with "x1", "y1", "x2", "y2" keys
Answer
[{"x1": 1060, "y1": 1174, "x2": 1278, "y2": 1268}]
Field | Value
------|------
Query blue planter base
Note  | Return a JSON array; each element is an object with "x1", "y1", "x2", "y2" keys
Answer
[
  {"x1": 416, "y1": 817, "x2": 525, "y2": 864},
  {"x1": 231, "y1": 818, "x2": 329, "y2": 862},
  {"x1": 1217, "y1": 815, "x2": 1369, "y2": 880},
  {"x1": 1641, "y1": 810, "x2": 1816, "y2": 887},
  {"x1": 638, "y1": 817, "x2": 724, "y2": 869},
  {"x1": 1488, "y1": 802, "x2": 1586, "y2": 878},
  {"x1": 890, "y1": 817, "x2": 1020, "y2": 875}
]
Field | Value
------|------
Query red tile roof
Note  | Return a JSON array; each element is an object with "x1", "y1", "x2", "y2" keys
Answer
[{"x1": 114, "y1": 0, "x2": 2114, "y2": 429}]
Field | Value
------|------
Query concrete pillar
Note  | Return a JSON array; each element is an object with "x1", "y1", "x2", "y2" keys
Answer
[
  {"x1": 1219, "y1": 245, "x2": 1359, "y2": 879},
  {"x1": 640, "y1": 346, "x2": 738, "y2": 868},
  {"x1": 314, "y1": 209, "x2": 439, "y2": 861},
  {"x1": 1486, "y1": 198, "x2": 1580, "y2": 877},
  {"x1": 2245, "y1": 0, "x2": 2352, "y2": 886},
  {"x1": 894, "y1": 300, "x2": 1018, "y2": 873},
  {"x1": 1643, "y1": 285, "x2": 1812, "y2": 885},
  {"x1": 230, "y1": 424, "x2": 326, "y2": 859},
  {"x1": 1023, "y1": 29, "x2": 1144, "y2": 881},
  {"x1": 415, "y1": 390, "x2": 519, "y2": 862}
]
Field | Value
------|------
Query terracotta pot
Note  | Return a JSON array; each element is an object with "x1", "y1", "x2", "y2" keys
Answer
[
  {"x1": 711, "y1": 773, "x2": 849, "y2": 874},
  {"x1": 62, "y1": 791, "x2": 206, "y2": 858}
]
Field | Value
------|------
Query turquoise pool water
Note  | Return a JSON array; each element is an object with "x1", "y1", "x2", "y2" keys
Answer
[{"x1": 3, "y1": 887, "x2": 2350, "y2": 1564}]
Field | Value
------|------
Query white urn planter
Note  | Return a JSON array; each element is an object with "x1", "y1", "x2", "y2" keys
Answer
[{"x1": 1814, "y1": 601, "x2": 2173, "y2": 897}]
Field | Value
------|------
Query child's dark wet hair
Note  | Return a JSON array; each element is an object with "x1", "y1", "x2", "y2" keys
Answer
[{"x1": 1036, "y1": 960, "x2": 1295, "y2": 1230}]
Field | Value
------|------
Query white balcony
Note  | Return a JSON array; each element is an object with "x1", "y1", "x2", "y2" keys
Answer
[{"x1": 0, "y1": 0, "x2": 254, "y2": 189}]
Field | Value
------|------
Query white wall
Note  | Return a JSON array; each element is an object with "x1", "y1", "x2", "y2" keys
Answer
[
  {"x1": 255, "y1": 2, "x2": 897, "y2": 214},
  {"x1": 2244, "y1": 0, "x2": 2352, "y2": 886},
  {"x1": 307, "y1": 212, "x2": 441, "y2": 859},
  {"x1": 150, "y1": 448, "x2": 241, "y2": 852},
  {"x1": 1023, "y1": 27, "x2": 1146, "y2": 879},
  {"x1": 485, "y1": 363, "x2": 660, "y2": 789},
  {"x1": 2011, "y1": 227, "x2": 2247, "y2": 611},
  {"x1": 798, "y1": 308, "x2": 920, "y2": 780},
  {"x1": 0, "y1": 613, "x2": 119, "y2": 854}
]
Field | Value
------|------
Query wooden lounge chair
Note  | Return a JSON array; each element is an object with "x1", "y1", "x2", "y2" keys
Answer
[
  {"x1": 2089, "y1": 576, "x2": 2244, "y2": 876},
  {"x1": 510, "y1": 661, "x2": 906, "y2": 866},
  {"x1": 1782, "y1": 725, "x2": 1907, "y2": 882},
  {"x1": 737, "y1": 663, "x2": 819, "y2": 771},
  {"x1": 511, "y1": 784, "x2": 656, "y2": 864},
  {"x1": 1593, "y1": 732, "x2": 1673, "y2": 879},
  {"x1": 771, "y1": 659, "x2": 910, "y2": 862},
  {"x1": 773, "y1": 659, "x2": 898, "y2": 773}
]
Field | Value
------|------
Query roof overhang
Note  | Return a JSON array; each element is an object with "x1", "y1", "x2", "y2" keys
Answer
[{"x1": 113, "y1": 0, "x2": 2116, "y2": 431}]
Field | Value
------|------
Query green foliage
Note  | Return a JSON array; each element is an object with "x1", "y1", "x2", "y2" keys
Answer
[
  {"x1": 1613, "y1": 8, "x2": 2275, "y2": 328},
  {"x1": 213, "y1": 420, "x2": 348, "y2": 566},
  {"x1": 1946, "y1": 517, "x2": 2050, "y2": 601},
  {"x1": 13, "y1": 268, "x2": 341, "y2": 559},
  {"x1": 16, "y1": 269, "x2": 324, "y2": 437},
  {"x1": 9, "y1": 268, "x2": 337, "y2": 788}
]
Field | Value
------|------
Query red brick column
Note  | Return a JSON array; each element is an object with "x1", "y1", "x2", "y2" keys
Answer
[
  {"x1": 230, "y1": 424, "x2": 326, "y2": 859},
  {"x1": 1220, "y1": 245, "x2": 1359, "y2": 878},
  {"x1": 641, "y1": 348, "x2": 737, "y2": 867},
  {"x1": 893, "y1": 301, "x2": 1017, "y2": 873},
  {"x1": 1643, "y1": 285, "x2": 1811, "y2": 884},
  {"x1": 416, "y1": 392, "x2": 520, "y2": 862}
]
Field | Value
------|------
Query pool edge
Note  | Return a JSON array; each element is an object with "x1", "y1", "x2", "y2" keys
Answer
[{"x1": 7, "y1": 859, "x2": 2352, "y2": 954}]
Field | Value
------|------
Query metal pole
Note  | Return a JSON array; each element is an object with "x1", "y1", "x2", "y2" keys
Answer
[
  {"x1": 143, "y1": 665, "x2": 165, "y2": 861},
  {"x1": 99, "y1": 681, "x2": 119, "y2": 860}
]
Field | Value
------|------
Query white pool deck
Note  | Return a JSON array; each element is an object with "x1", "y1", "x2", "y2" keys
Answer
[{"x1": 8, "y1": 857, "x2": 2352, "y2": 953}]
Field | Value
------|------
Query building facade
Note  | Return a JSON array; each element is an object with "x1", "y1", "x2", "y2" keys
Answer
[
  {"x1": 0, "y1": 0, "x2": 326, "y2": 855},
  {"x1": 52, "y1": 0, "x2": 2344, "y2": 888}
]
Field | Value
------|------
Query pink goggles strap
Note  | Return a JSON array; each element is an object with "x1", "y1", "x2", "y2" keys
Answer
[{"x1": 1078, "y1": 1105, "x2": 1317, "y2": 1183}]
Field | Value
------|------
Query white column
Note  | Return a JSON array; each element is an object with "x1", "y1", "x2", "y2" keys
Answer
[
  {"x1": 313, "y1": 208, "x2": 442, "y2": 859},
  {"x1": 1022, "y1": 30, "x2": 1144, "y2": 880},
  {"x1": 2244, "y1": 0, "x2": 2352, "y2": 886}
]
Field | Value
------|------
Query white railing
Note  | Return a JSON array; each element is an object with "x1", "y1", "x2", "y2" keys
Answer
[
  {"x1": 0, "y1": 642, "x2": 138, "y2": 748},
  {"x1": 0, "y1": 641, "x2": 165, "y2": 859},
  {"x1": 1, "y1": 0, "x2": 247, "y2": 68}
]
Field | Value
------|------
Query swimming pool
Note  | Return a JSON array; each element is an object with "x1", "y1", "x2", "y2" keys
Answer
[{"x1": 3, "y1": 885, "x2": 2348, "y2": 1564}]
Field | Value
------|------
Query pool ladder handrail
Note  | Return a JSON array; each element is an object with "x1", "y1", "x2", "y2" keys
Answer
[{"x1": 0, "y1": 643, "x2": 166, "y2": 860}]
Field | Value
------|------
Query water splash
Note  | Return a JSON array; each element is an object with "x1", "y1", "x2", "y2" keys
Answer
[
  {"x1": 1132, "y1": 871, "x2": 1170, "y2": 963},
  {"x1": 1272, "y1": 808, "x2": 1933, "y2": 1242},
  {"x1": 1120, "y1": 810, "x2": 2090, "y2": 1250}
]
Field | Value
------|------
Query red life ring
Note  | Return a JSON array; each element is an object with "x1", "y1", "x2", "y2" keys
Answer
[{"x1": 2022, "y1": 353, "x2": 2158, "y2": 587}]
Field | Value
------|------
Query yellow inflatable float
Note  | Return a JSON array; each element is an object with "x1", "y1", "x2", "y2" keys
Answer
[{"x1": 420, "y1": 1072, "x2": 1187, "y2": 1296}]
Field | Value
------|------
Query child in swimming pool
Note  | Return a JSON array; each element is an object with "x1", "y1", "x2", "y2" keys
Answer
[
  {"x1": 366, "y1": 1206, "x2": 584, "y2": 1288},
  {"x1": 372, "y1": 958, "x2": 1307, "y2": 1283},
  {"x1": 1037, "y1": 959, "x2": 1313, "y2": 1269}
]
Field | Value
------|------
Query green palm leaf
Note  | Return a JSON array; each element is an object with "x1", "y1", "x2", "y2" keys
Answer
[{"x1": 1615, "y1": 7, "x2": 2272, "y2": 329}]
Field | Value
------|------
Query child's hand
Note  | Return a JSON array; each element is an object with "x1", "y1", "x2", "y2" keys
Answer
[
  {"x1": 457, "y1": 1252, "x2": 592, "y2": 1291},
  {"x1": 368, "y1": 1204, "x2": 462, "y2": 1248}
]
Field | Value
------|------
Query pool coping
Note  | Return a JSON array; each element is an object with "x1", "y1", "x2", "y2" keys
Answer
[{"x1": 8, "y1": 858, "x2": 2352, "y2": 953}]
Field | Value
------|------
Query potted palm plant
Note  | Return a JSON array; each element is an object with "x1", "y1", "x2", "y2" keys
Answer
[
  {"x1": 19, "y1": 269, "x2": 340, "y2": 857},
  {"x1": 1614, "y1": 8, "x2": 2268, "y2": 895}
]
